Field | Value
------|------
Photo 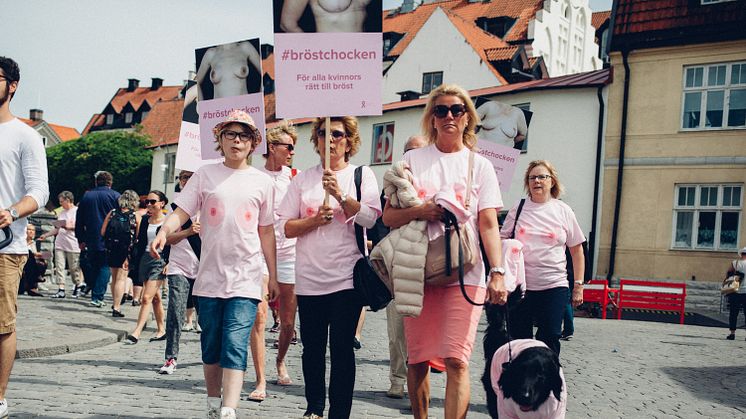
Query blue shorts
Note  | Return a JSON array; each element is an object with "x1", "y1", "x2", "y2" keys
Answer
[{"x1": 197, "y1": 296, "x2": 259, "y2": 371}]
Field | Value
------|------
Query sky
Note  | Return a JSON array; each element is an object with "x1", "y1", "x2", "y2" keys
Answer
[{"x1": 3, "y1": 0, "x2": 612, "y2": 132}]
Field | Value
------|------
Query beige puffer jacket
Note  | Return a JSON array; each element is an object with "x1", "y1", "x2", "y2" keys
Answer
[{"x1": 370, "y1": 161, "x2": 428, "y2": 317}]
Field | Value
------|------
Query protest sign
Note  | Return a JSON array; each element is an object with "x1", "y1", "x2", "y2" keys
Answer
[
  {"x1": 195, "y1": 38, "x2": 267, "y2": 159},
  {"x1": 175, "y1": 80, "x2": 222, "y2": 172},
  {"x1": 473, "y1": 97, "x2": 533, "y2": 194}
]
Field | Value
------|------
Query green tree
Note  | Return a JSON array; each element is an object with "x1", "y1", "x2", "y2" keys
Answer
[{"x1": 46, "y1": 130, "x2": 153, "y2": 204}]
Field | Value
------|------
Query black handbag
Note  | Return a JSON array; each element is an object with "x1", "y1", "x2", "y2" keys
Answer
[{"x1": 352, "y1": 166, "x2": 392, "y2": 312}]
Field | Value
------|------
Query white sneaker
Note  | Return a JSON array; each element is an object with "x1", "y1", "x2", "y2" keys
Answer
[
  {"x1": 220, "y1": 407, "x2": 236, "y2": 419},
  {"x1": 0, "y1": 399, "x2": 8, "y2": 419},
  {"x1": 158, "y1": 358, "x2": 177, "y2": 374},
  {"x1": 182, "y1": 322, "x2": 194, "y2": 332},
  {"x1": 207, "y1": 397, "x2": 221, "y2": 419}
]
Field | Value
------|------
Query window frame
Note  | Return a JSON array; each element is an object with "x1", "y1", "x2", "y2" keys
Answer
[
  {"x1": 681, "y1": 61, "x2": 746, "y2": 131},
  {"x1": 164, "y1": 152, "x2": 176, "y2": 185},
  {"x1": 671, "y1": 183, "x2": 743, "y2": 252},
  {"x1": 421, "y1": 71, "x2": 443, "y2": 95},
  {"x1": 701, "y1": 0, "x2": 736, "y2": 4}
]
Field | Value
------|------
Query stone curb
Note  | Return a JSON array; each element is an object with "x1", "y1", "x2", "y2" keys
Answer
[{"x1": 15, "y1": 329, "x2": 128, "y2": 359}]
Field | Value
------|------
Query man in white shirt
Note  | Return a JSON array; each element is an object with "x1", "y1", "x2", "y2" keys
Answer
[{"x1": 0, "y1": 56, "x2": 49, "y2": 419}]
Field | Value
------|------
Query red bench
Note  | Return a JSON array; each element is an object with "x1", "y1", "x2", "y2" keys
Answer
[
  {"x1": 617, "y1": 279, "x2": 687, "y2": 324},
  {"x1": 583, "y1": 279, "x2": 614, "y2": 319}
]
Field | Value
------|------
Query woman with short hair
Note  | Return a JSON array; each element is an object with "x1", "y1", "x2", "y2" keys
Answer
[
  {"x1": 100, "y1": 189, "x2": 140, "y2": 317},
  {"x1": 278, "y1": 116, "x2": 381, "y2": 419}
]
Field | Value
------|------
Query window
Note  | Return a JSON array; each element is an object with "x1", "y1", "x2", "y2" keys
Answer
[
  {"x1": 125, "y1": 112, "x2": 133, "y2": 124},
  {"x1": 421, "y1": 72, "x2": 443, "y2": 95},
  {"x1": 515, "y1": 103, "x2": 531, "y2": 153},
  {"x1": 701, "y1": 0, "x2": 736, "y2": 4},
  {"x1": 682, "y1": 62, "x2": 746, "y2": 129},
  {"x1": 672, "y1": 184, "x2": 742, "y2": 251},
  {"x1": 106, "y1": 114, "x2": 114, "y2": 125},
  {"x1": 141, "y1": 111, "x2": 149, "y2": 121},
  {"x1": 164, "y1": 153, "x2": 176, "y2": 184},
  {"x1": 370, "y1": 122, "x2": 395, "y2": 165}
]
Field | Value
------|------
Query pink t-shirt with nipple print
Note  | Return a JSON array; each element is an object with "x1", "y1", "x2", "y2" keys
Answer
[
  {"x1": 500, "y1": 198, "x2": 585, "y2": 291},
  {"x1": 174, "y1": 163, "x2": 275, "y2": 300}
]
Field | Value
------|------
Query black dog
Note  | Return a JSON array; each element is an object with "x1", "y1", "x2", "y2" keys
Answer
[{"x1": 498, "y1": 346, "x2": 563, "y2": 413}]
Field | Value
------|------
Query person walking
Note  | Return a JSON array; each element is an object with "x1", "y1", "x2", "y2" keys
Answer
[
  {"x1": 39, "y1": 191, "x2": 84, "y2": 298},
  {"x1": 278, "y1": 116, "x2": 381, "y2": 419},
  {"x1": 158, "y1": 170, "x2": 200, "y2": 374},
  {"x1": 500, "y1": 160, "x2": 586, "y2": 356},
  {"x1": 100, "y1": 190, "x2": 141, "y2": 317},
  {"x1": 0, "y1": 56, "x2": 49, "y2": 419},
  {"x1": 75, "y1": 171, "x2": 120, "y2": 307},
  {"x1": 151, "y1": 110, "x2": 279, "y2": 419},
  {"x1": 125, "y1": 191, "x2": 168, "y2": 342},
  {"x1": 382, "y1": 84, "x2": 506, "y2": 419},
  {"x1": 725, "y1": 247, "x2": 746, "y2": 340}
]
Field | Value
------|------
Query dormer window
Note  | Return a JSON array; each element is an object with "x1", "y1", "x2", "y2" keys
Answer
[
  {"x1": 106, "y1": 114, "x2": 114, "y2": 125},
  {"x1": 125, "y1": 112, "x2": 133, "y2": 124}
]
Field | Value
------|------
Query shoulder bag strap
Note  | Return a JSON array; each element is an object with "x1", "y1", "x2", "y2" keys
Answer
[
  {"x1": 509, "y1": 198, "x2": 526, "y2": 239},
  {"x1": 464, "y1": 151, "x2": 474, "y2": 210},
  {"x1": 353, "y1": 166, "x2": 366, "y2": 257}
]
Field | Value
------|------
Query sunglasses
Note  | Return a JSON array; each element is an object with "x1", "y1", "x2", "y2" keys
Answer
[
  {"x1": 316, "y1": 129, "x2": 347, "y2": 140},
  {"x1": 273, "y1": 143, "x2": 295, "y2": 152},
  {"x1": 433, "y1": 104, "x2": 467, "y2": 118},
  {"x1": 221, "y1": 130, "x2": 256, "y2": 142},
  {"x1": 145, "y1": 199, "x2": 160, "y2": 205}
]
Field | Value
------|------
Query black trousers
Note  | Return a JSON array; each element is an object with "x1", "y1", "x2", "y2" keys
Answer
[
  {"x1": 728, "y1": 293, "x2": 746, "y2": 330},
  {"x1": 297, "y1": 289, "x2": 363, "y2": 419},
  {"x1": 509, "y1": 286, "x2": 568, "y2": 355}
]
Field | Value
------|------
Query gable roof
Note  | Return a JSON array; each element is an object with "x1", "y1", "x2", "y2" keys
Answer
[
  {"x1": 19, "y1": 117, "x2": 80, "y2": 142},
  {"x1": 384, "y1": 0, "x2": 544, "y2": 59},
  {"x1": 108, "y1": 85, "x2": 182, "y2": 114},
  {"x1": 591, "y1": 10, "x2": 611, "y2": 30},
  {"x1": 140, "y1": 98, "x2": 184, "y2": 147},
  {"x1": 612, "y1": 0, "x2": 746, "y2": 50}
]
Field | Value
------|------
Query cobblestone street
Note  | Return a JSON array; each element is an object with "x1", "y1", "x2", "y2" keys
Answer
[{"x1": 7, "y1": 295, "x2": 746, "y2": 418}]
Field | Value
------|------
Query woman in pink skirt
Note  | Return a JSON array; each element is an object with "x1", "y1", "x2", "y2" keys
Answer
[{"x1": 383, "y1": 84, "x2": 508, "y2": 419}]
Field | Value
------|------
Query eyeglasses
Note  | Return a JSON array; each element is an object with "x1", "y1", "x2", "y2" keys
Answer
[
  {"x1": 433, "y1": 104, "x2": 466, "y2": 118},
  {"x1": 145, "y1": 199, "x2": 160, "y2": 205},
  {"x1": 528, "y1": 174, "x2": 552, "y2": 181},
  {"x1": 176, "y1": 174, "x2": 192, "y2": 181},
  {"x1": 273, "y1": 143, "x2": 295, "y2": 152},
  {"x1": 221, "y1": 130, "x2": 256, "y2": 142},
  {"x1": 316, "y1": 129, "x2": 347, "y2": 140}
]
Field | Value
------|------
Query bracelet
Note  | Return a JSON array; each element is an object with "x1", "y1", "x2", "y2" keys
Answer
[{"x1": 574, "y1": 281, "x2": 584, "y2": 285}]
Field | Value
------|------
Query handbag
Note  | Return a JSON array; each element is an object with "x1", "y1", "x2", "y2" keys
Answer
[
  {"x1": 424, "y1": 151, "x2": 478, "y2": 286},
  {"x1": 351, "y1": 166, "x2": 392, "y2": 312},
  {"x1": 722, "y1": 261, "x2": 743, "y2": 295}
]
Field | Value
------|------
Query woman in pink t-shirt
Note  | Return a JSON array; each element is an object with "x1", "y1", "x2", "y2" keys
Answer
[
  {"x1": 382, "y1": 84, "x2": 506, "y2": 419},
  {"x1": 151, "y1": 110, "x2": 279, "y2": 419},
  {"x1": 500, "y1": 160, "x2": 586, "y2": 356},
  {"x1": 278, "y1": 116, "x2": 381, "y2": 419}
]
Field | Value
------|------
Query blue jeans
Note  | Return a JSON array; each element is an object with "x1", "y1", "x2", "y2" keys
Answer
[
  {"x1": 88, "y1": 250, "x2": 110, "y2": 302},
  {"x1": 509, "y1": 286, "x2": 568, "y2": 355},
  {"x1": 197, "y1": 296, "x2": 259, "y2": 370},
  {"x1": 562, "y1": 288, "x2": 574, "y2": 336}
]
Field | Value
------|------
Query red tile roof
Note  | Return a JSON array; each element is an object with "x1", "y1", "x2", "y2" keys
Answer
[
  {"x1": 612, "y1": 0, "x2": 746, "y2": 48},
  {"x1": 263, "y1": 53, "x2": 275, "y2": 81},
  {"x1": 108, "y1": 85, "x2": 182, "y2": 114},
  {"x1": 484, "y1": 46, "x2": 519, "y2": 62},
  {"x1": 19, "y1": 117, "x2": 81, "y2": 142},
  {"x1": 82, "y1": 114, "x2": 104, "y2": 135},
  {"x1": 384, "y1": 0, "x2": 544, "y2": 58},
  {"x1": 591, "y1": 11, "x2": 611, "y2": 30}
]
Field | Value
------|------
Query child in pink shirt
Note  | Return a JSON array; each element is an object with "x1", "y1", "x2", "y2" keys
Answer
[{"x1": 151, "y1": 110, "x2": 278, "y2": 419}]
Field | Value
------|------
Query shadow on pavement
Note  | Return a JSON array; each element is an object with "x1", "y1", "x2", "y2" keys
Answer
[{"x1": 660, "y1": 365, "x2": 746, "y2": 409}]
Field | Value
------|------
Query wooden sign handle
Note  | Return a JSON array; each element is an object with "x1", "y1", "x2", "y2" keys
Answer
[{"x1": 323, "y1": 116, "x2": 331, "y2": 206}]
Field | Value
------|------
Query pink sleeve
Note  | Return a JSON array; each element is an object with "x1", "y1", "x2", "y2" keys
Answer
[
  {"x1": 173, "y1": 169, "x2": 203, "y2": 217},
  {"x1": 258, "y1": 179, "x2": 275, "y2": 227},
  {"x1": 564, "y1": 207, "x2": 585, "y2": 247},
  {"x1": 476, "y1": 159, "x2": 502, "y2": 212}
]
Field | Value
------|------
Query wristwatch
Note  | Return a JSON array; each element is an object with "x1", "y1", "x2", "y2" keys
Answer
[
  {"x1": 489, "y1": 266, "x2": 505, "y2": 276},
  {"x1": 574, "y1": 281, "x2": 584, "y2": 285},
  {"x1": 339, "y1": 193, "x2": 349, "y2": 206},
  {"x1": 5, "y1": 207, "x2": 19, "y2": 222}
]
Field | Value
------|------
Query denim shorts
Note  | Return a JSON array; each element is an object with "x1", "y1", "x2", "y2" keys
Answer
[{"x1": 197, "y1": 296, "x2": 259, "y2": 370}]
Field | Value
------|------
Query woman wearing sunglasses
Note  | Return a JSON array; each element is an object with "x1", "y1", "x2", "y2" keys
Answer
[
  {"x1": 125, "y1": 190, "x2": 168, "y2": 343},
  {"x1": 255, "y1": 121, "x2": 300, "y2": 395},
  {"x1": 500, "y1": 160, "x2": 585, "y2": 356},
  {"x1": 382, "y1": 84, "x2": 506, "y2": 419},
  {"x1": 278, "y1": 116, "x2": 381, "y2": 419}
]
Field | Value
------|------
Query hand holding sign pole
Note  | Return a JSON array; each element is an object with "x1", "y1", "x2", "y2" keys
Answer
[{"x1": 324, "y1": 116, "x2": 331, "y2": 205}]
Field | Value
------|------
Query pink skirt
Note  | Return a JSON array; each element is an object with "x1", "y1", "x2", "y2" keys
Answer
[{"x1": 403, "y1": 285, "x2": 486, "y2": 371}]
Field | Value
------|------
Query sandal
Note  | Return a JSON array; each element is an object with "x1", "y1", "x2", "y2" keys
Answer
[
  {"x1": 276, "y1": 375, "x2": 292, "y2": 386},
  {"x1": 247, "y1": 389, "x2": 266, "y2": 402},
  {"x1": 124, "y1": 335, "x2": 139, "y2": 345}
]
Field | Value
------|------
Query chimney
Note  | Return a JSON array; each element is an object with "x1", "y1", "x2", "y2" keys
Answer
[
  {"x1": 150, "y1": 77, "x2": 163, "y2": 90},
  {"x1": 401, "y1": 0, "x2": 416, "y2": 13},
  {"x1": 29, "y1": 108, "x2": 44, "y2": 121},
  {"x1": 127, "y1": 78, "x2": 140, "y2": 92}
]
